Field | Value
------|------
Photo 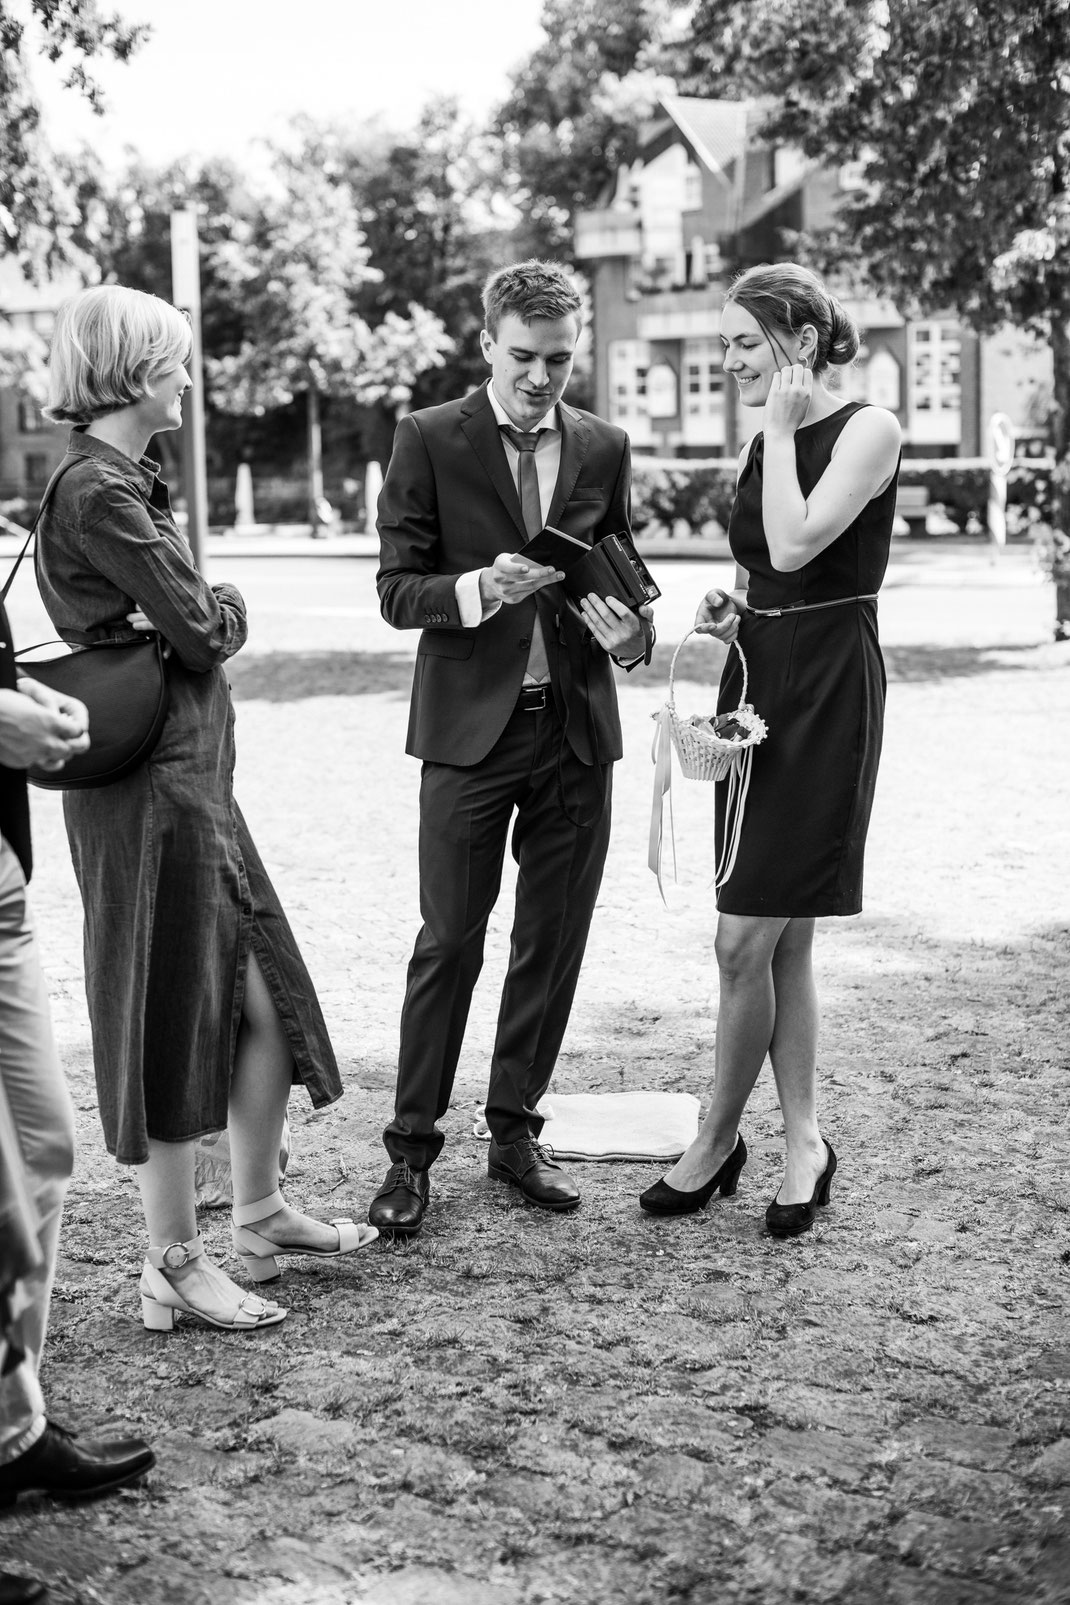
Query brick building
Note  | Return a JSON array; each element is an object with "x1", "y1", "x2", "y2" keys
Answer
[
  {"x1": 0, "y1": 260, "x2": 80, "y2": 514},
  {"x1": 574, "y1": 95, "x2": 1051, "y2": 460}
]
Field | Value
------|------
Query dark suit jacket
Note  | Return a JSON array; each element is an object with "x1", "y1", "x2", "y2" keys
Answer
[{"x1": 377, "y1": 382, "x2": 632, "y2": 767}]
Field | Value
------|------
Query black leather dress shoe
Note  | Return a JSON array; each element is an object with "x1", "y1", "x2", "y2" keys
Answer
[
  {"x1": 488, "y1": 1138, "x2": 581, "y2": 1211},
  {"x1": 0, "y1": 1421, "x2": 154, "y2": 1506},
  {"x1": 367, "y1": 1161, "x2": 429, "y2": 1235},
  {"x1": 0, "y1": 1572, "x2": 48, "y2": 1605}
]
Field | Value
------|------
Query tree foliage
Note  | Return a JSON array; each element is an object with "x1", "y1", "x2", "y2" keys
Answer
[
  {"x1": 207, "y1": 143, "x2": 452, "y2": 414},
  {"x1": 204, "y1": 147, "x2": 452, "y2": 522},
  {"x1": 681, "y1": 0, "x2": 1070, "y2": 520},
  {"x1": 0, "y1": 0, "x2": 145, "y2": 271},
  {"x1": 0, "y1": 317, "x2": 47, "y2": 399},
  {"x1": 292, "y1": 100, "x2": 505, "y2": 407},
  {"x1": 494, "y1": 0, "x2": 681, "y2": 258}
]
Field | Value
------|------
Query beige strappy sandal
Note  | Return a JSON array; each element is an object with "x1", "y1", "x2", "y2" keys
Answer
[
  {"x1": 231, "y1": 1190, "x2": 379, "y2": 1283},
  {"x1": 139, "y1": 1233, "x2": 287, "y2": 1332}
]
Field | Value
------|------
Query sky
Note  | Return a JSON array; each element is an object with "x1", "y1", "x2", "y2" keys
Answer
[{"x1": 32, "y1": 0, "x2": 548, "y2": 169}]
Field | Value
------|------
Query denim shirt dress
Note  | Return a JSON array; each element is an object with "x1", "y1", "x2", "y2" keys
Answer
[{"x1": 35, "y1": 430, "x2": 342, "y2": 1164}]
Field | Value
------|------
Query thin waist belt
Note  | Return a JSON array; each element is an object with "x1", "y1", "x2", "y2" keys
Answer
[{"x1": 747, "y1": 593, "x2": 878, "y2": 618}]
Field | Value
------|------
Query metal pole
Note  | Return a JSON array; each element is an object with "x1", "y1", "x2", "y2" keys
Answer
[{"x1": 170, "y1": 208, "x2": 209, "y2": 571}]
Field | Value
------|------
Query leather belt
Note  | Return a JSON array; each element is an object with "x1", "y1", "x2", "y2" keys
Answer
[
  {"x1": 747, "y1": 594, "x2": 878, "y2": 618},
  {"x1": 517, "y1": 684, "x2": 550, "y2": 712}
]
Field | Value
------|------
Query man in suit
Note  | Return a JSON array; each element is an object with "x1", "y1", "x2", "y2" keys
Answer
[{"x1": 370, "y1": 259, "x2": 652, "y2": 1235}]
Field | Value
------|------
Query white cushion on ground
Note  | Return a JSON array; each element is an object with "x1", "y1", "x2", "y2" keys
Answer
[{"x1": 472, "y1": 1091, "x2": 700, "y2": 1161}]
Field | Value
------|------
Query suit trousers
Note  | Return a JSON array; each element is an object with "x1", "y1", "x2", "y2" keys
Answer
[
  {"x1": 385, "y1": 699, "x2": 612, "y2": 1169},
  {"x1": 0, "y1": 837, "x2": 76, "y2": 1464}
]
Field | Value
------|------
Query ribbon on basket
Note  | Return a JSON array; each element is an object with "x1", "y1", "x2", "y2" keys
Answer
[{"x1": 649, "y1": 631, "x2": 768, "y2": 905}]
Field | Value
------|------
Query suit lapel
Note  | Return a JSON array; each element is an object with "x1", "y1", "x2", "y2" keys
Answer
[
  {"x1": 460, "y1": 383, "x2": 527, "y2": 543},
  {"x1": 547, "y1": 402, "x2": 591, "y2": 532}
]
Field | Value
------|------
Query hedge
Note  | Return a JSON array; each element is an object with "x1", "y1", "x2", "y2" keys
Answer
[{"x1": 631, "y1": 453, "x2": 1055, "y2": 535}]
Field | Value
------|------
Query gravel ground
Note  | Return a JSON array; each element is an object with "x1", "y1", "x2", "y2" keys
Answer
[{"x1": 1, "y1": 543, "x2": 1068, "y2": 1605}]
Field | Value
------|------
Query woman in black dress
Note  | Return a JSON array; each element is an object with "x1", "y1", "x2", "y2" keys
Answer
[{"x1": 640, "y1": 264, "x2": 901, "y2": 1237}]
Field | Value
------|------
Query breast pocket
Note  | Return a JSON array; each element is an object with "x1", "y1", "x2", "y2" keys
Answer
[
  {"x1": 417, "y1": 629, "x2": 474, "y2": 661},
  {"x1": 558, "y1": 494, "x2": 608, "y2": 540}
]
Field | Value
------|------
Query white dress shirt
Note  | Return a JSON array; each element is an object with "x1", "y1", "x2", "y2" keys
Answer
[{"x1": 454, "y1": 385, "x2": 562, "y2": 632}]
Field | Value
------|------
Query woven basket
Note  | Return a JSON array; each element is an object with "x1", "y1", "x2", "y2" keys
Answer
[{"x1": 664, "y1": 630, "x2": 767, "y2": 781}]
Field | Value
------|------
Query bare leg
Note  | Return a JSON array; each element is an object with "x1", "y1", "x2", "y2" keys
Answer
[
  {"x1": 768, "y1": 918, "x2": 828, "y2": 1204},
  {"x1": 662, "y1": 913, "x2": 788, "y2": 1191},
  {"x1": 227, "y1": 951, "x2": 348, "y2": 1251},
  {"x1": 134, "y1": 1138, "x2": 280, "y2": 1320}
]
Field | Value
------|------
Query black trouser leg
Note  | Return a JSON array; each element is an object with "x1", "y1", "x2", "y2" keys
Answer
[
  {"x1": 384, "y1": 714, "x2": 534, "y2": 1169},
  {"x1": 483, "y1": 729, "x2": 612, "y2": 1148}
]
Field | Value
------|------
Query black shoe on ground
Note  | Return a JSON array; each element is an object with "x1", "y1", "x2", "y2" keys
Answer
[
  {"x1": 765, "y1": 1140, "x2": 838, "y2": 1239},
  {"x1": 0, "y1": 1421, "x2": 154, "y2": 1507},
  {"x1": 367, "y1": 1161, "x2": 430, "y2": 1235},
  {"x1": 0, "y1": 1573, "x2": 47, "y2": 1605},
  {"x1": 488, "y1": 1138, "x2": 581, "y2": 1211}
]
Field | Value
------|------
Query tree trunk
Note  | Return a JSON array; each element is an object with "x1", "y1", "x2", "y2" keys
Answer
[
  {"x1": 307, "y1": 384, "x2": 326, "y2": 536},
  {"x1": 1050, "y1": 312, "x2": 1070, "y2": 524},
  {"x1": 1048, "y1": 313, "x2": 1070, "y2": 638}
]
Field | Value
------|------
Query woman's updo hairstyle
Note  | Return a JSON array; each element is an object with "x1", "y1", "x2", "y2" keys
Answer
[
  {"x1": 724, "y1": 263, "x2": 860, "y2": 373},
  {"x1": 44, "y1": 285, "x2": 192, "y2": 425}
]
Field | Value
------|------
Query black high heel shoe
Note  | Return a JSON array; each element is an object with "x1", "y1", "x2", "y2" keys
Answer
[
  {"x1": 765, "y1": 1140, "x2": 837, "y2": 1239},
  {"x1": 639, "y1": 1135, "x2": 747, "y2": 1215}
]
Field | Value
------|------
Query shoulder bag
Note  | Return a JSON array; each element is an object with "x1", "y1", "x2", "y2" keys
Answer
[{"x1": 0, "y1": 460, "x2": 171, "y2": 790}]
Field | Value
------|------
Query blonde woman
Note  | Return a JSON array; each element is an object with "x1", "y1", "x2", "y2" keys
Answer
[{"x1": 37, "y1": 286, "x2": 376, "y2": 1332}]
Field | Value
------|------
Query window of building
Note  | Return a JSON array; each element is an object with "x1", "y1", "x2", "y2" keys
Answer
[
  {"x1": 608, "y1": 339, "x2": 653, "y2": 446},
  {"x1": 683, "y1": 162, "x2": 703, "y2": 212},
  {"x1": 681, "y1": 337, "x2": 726, "y2": 446},
  {"x1": 18, "y1": 397, "x2": 41, "y2": 433},
  {"x1": 908, "y1": 321, "x2": 961, "y2": 444},
  {"x1": 24, "y1": 452, "x2": 48, "y2": 487}
]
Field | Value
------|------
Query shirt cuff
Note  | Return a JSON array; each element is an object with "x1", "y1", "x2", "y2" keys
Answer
[{"x1": 456, "y1": 568, "x2": 502, "y2": 628}]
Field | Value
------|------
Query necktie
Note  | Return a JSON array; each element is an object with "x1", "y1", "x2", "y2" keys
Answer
[
  {"x1": 500, "y1": 427, "x2": 544, "y2": 539},
  {"x1": 500, "y1": 425, "x2": 551, "y2": 684}
]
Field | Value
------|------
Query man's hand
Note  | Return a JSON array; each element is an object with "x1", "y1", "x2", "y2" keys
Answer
[
  {"x1": 578, "y1": 594, "x2": 653, "y2": 658},
  {"x1": 0, "y1": 682, "x2": 90, "y2": 772},
  {"x1": 479, "y1": 553, "x2": 564, "y2": 607}
]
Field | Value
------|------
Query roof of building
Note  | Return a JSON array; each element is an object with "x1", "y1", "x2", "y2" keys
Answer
[{"x1": 654, "y1": 95, "x2": 754, "y2": 184}]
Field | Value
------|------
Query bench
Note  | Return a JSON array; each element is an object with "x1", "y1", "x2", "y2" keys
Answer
[{"x1": 894, "y1": 485, "x2": 930, "y2": 537}]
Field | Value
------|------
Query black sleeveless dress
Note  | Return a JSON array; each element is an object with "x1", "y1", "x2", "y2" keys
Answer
[{"x1": 715, "y1": 402, "x2": 899, "y2": 917}]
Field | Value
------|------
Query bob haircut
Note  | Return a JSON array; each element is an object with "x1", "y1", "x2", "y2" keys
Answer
[
  {"x1": 44, "y1": 285, "x2": 193, "y2": 425},
  {"x1": 482, "y1": 259, "x2": 583, "y2": 339},
  {"x1": 724, "y1": 263, "x2": 860, "y2": 375}
]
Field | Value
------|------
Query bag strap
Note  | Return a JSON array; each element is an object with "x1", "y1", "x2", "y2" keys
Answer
[{"x1": 0, "y1": 458, "x2": 81, "y2": 606}]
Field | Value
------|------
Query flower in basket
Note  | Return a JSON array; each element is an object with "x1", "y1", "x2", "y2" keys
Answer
[{"x1": 685, "y1": 707, "x2": 768, "y2": 746}]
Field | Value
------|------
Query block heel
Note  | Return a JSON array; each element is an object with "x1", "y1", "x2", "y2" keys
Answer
[
  {"x1": 236, "y1": 1252, "x2": 280, "y2": 1283},
  {"x1": 141, "y1": 1294, "x2": 176, "y2": 1332}
]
